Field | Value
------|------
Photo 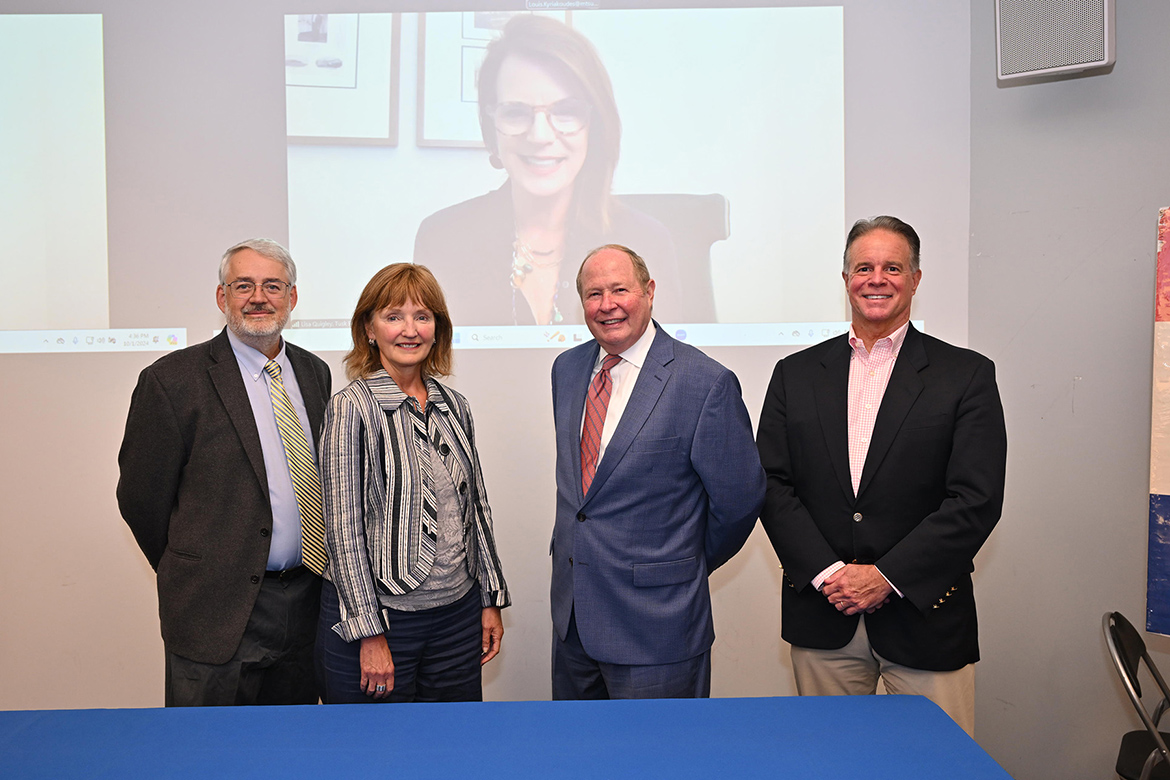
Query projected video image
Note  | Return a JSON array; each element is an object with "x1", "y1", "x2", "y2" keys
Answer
[
  {"x1": 414, "y1": 13, "x2": 688, "y2": 328},
  {"x1": 286, "y1": 8, "x2": 846, "y2": 347},
  {"x1": 0, "y1": 15, "x2": 108, "y2": 332},
  {"x1": 0, "y1": 14, "x2": 182, "y2": 354},
  {"x1": 0, "y1": 3, "x2": 971, "y2": 356}
]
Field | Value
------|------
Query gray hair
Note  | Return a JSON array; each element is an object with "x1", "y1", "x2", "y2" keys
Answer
[
  {"x1": 218, "y1": 238, "x2": 297, "y2": 285},
  {"x1": 843, "y1": 216, "x2": 921, "y2": 274}
]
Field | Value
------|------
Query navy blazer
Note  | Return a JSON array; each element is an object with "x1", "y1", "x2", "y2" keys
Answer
[
  {"x1": 117, "y1": 329, "x2": 331, "y2": 664},
  {"x1": 757, "y1": 325, "x2": 1007, "y2": 671},
  {"x1": 550, "y1": 325, "x2": 765, "y2": 666}
]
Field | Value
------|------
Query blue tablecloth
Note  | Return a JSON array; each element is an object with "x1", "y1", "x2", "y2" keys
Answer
[{"x1": 0, "y1": 694, "x2": 1010, "y2": 779}]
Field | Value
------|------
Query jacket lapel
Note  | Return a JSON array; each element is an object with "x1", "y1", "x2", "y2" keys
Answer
[
  {"x1": 856, "y1": 325, "x2": 927, "y2": 499},
  {"x1": 815, "y1": 335, "x2": 854, "y2": 502},
  {"x1": 581, "y1": 326, "x2": 673, "y2": 508},
  {"x1": 208, "y1": 329, "x2": 269, "y2": 494}
]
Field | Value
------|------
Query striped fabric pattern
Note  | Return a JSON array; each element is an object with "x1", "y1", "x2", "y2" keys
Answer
[
  {"x1": 263, "y1": 359, "x2": 327, "y2": 574},
  {"x1": 320, "y1": 371, "x2": 510, "y2": 643},
  {"x1": 402, "y1": 398, "x2": 439, "y2": 574},
  {"x1": 581, "y1": 354, "x2": 621, "y2": 495}
]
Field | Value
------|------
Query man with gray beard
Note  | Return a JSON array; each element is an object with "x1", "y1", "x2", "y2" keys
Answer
[{"x1": 118, "y1": 239, "x2": 331, "y2": 706}]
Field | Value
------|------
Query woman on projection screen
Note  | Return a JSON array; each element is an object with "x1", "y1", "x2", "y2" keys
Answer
[{"x1": 413, "y1": 13, "x2": 685, "y2": 327}]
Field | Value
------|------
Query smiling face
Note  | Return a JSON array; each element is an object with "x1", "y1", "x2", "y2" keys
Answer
[
  {"x1": 842, "y1": 228, "x2": 921, "y2": 342},
  {"x1": 216, "y1": 248, "x2": 297, "y2": 347},
  {"x1": 366, "y1": 298, "x2": 435, "y2": 382},
  {"x1": 579, "y1": 248, "x2": 654, "y2": 355},
  {"x1": 493, "y1": 54, "x2": 589, "y2": 202}
]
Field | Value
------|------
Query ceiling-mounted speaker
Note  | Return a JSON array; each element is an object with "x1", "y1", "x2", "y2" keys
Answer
[{"x1": 996, "y1": 0, "x2": 1115, "y2": 80}]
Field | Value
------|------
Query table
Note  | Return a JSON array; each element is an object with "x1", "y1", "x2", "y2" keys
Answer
[{"x1": 0, "y1": 695, "x2": 1011, "y2": 778}]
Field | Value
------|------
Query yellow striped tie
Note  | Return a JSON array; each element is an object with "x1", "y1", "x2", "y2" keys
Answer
[{"x1": 263, "y1": 360, "x2": 327, "y2": 575}]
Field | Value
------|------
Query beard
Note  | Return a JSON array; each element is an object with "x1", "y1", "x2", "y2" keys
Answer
[{"x1": 226, "y1": 302, "x2": 291, "y2": 340}]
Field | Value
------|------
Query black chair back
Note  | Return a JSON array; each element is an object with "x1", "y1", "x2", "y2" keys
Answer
[{"x1": 1104, "y1": 611, "x2": 1170, "y2": 780}]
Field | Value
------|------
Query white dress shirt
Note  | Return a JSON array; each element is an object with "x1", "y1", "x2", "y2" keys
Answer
[{"x1": 579, "y1": 322, "x2": 658, "y2": 467}]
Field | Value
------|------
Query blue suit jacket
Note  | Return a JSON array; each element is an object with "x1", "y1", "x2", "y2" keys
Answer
[{"x1": 550, "y1": 325, "x2": 765, "y2": 666}]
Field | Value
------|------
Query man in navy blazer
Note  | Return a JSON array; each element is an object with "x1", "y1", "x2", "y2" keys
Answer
[
  {"x1": 756, "y1": 216, "x2": 1006, "y2": 735},
  {"x1": 550, "y1": 244, "x2": 764, "y2": 699}
]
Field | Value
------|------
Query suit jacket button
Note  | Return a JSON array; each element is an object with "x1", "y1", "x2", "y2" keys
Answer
[
  {"x1": 250, "y1": 575, "x2": 260, "y2": 584},
  {"x1": 569, "y1": 557, "x2": 574, "y2": 566},
  {"x1": 260, "y1": 528, "x2": 269, "y2": 537},
  {"x1": 440, "y1": 443, "x2": 450, "y2": 456},
  {"x1": 577, "y1": 513, "x2": 585, "y2": 522},
  {"x1": 459, "y1": 482, "x2": 467, "y2": 495},
  {"x1": 853, "y1": 513, "x2": 863, "y2": 522}
]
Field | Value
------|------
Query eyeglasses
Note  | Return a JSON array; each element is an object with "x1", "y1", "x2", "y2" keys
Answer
[
  {"x1": 487, "y1": 98, "x2": 592, "y2": 137},
  {"x1": 223, "y1": 280, "x2": 292, "y2": 299}
]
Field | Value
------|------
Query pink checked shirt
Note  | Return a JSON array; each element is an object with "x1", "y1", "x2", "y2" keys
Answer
[
  {"x1": 811, "y1": 321, "x2": 910, "y2": 593},
  {"x1": 847, "y1": 321, "x2": 910, "y2": 495}
]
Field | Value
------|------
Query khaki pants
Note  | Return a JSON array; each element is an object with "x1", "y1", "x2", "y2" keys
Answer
[{"x1": 790, "y1": 615, "x2": 975, "y2": 736}]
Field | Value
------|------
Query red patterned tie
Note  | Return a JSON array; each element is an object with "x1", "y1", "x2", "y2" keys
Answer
[{"x1": 581, "y1": 354, "x2": 622, "y2": 495}]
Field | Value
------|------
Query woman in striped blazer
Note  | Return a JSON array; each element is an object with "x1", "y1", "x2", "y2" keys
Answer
[{"x1": 316, "y1": 263, "x2": 510, "y2": 703}]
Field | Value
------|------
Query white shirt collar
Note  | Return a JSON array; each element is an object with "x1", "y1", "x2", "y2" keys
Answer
[{"x1": 594, "y1": 321, "x2": 657, "y2": 371}]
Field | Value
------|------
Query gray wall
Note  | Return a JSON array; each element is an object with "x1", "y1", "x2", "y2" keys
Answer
[{"x1": 969, "y1": 2, "x2": 1169, "y2": 778}]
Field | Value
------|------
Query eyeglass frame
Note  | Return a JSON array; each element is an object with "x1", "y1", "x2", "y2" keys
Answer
[
  {"x1": 485, "y1": 98, "x2": 592, "y2": 137},
  {"x1": 222, "y1": 279, "x2": 294, "y2": 299}
]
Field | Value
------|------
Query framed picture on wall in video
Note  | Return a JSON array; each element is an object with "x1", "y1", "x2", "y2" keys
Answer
[
  {"x1": 286, "y1": 13, "x2": 401, "y2": 145},
  {"x1": 416, "y1": 11, "x2": 570, "y2": 148}
]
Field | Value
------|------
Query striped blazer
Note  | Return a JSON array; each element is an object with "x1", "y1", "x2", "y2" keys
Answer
[{"x1": 320, "y1": 371, "x2": 509, "y2": 643}]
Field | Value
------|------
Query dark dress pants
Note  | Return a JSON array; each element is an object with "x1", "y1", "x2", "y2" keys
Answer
[
  {"x1": 165, "y1": 569, "x2": 320, "y2": 706},
  {"x1": 316, "y1": 579, "x2": 483, "y2": 703}
]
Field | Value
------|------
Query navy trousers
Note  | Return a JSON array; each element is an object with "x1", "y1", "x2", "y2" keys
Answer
[{"x1": 316, "y1": 580, "x2": 483, "y2": 703}]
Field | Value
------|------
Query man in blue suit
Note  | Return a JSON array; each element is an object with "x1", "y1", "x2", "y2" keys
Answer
[{"x1": 550, "y1": 244, "x2": 765, "y2": 699}]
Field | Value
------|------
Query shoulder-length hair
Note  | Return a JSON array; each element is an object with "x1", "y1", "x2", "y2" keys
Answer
[
  {"x1": 344, "y1": 263, "x2": 454, "y2": 381},
  {"x1": 477, "y1": 14, "x2": 621, "y2": 234}
]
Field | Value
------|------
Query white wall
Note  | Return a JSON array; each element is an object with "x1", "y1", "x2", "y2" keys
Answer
[{"x1": 968, "y1": 3, "x2": 1170, "y2": 778}]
